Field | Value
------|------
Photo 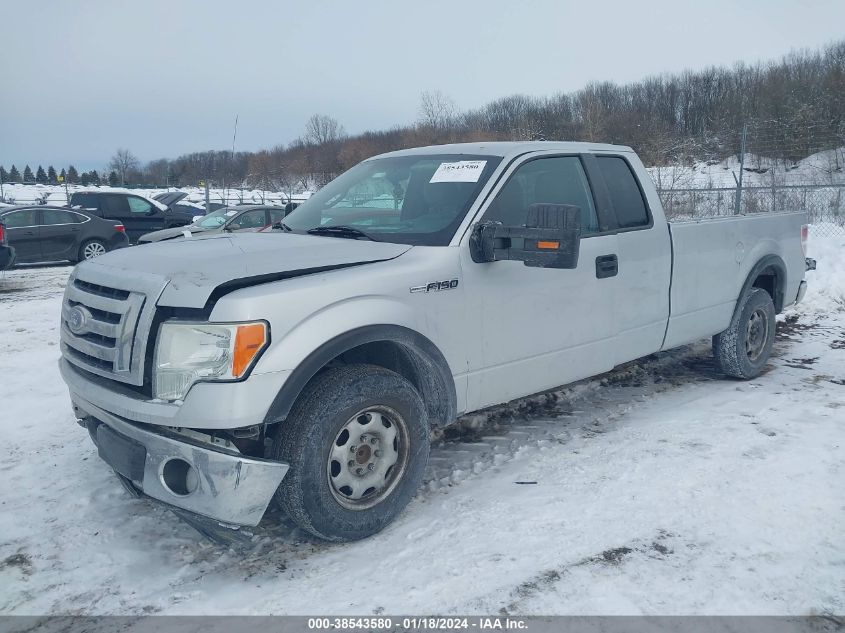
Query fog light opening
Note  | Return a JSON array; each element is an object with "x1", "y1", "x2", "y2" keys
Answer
[{"x1": 161, "y1": 458, "x2": 198, "y2": 496}]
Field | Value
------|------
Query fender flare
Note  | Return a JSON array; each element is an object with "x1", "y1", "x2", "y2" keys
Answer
[
  {"x1": 735, "y1": 254, "x2": 787, "y2": 315},
  {"x1": 263, "y1": 325, "x2": 458, "y2": 428}
]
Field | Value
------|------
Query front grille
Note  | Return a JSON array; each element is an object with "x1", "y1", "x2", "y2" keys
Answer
[{"x1": 60, "y1": 268, "x2": 164, "y2": 386}]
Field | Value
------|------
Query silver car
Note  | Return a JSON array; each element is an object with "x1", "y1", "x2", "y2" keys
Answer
[{"x1": 137, "y1": 205, "x2": 286, "y2": 243}]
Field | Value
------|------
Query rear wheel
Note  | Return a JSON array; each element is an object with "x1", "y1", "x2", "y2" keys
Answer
[
  {"x1": 78, "y1": 239, "x2": 107, "y2": 261},
  {"x1": 270, "y1": 364, "x2": 430, "y2": 542},
  {"x1": 713, "y1": 287, "x2": 776, "y2": 379}
]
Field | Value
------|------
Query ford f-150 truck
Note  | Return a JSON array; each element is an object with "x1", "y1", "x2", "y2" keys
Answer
[{"x1": 59, "y1": 142, "x2": 815, "y2": 542}]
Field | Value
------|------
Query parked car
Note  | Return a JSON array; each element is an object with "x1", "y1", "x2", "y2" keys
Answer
[
  {"x1": 69, "y1": 190, "x2": 193, "y2": 244},
  {"x1": 152, "y1": 191, "x2": 208, "y2": 220},
  {"x1": 0, "y1": 206, "x2": 128, "y2": 265},
  {"x1": 58, "y1": 141, "x2": 814, "y2": 542},
  {"x1": 138, "y1": 205, "x2": 287, "y2": 243},
  {"x1": 0, "y1": 220, "x2": 15, "y2": 270}
]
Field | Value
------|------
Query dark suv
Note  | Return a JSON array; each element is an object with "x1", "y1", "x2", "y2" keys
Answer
[{"x1": 69, "y1": 191, "x2": 194, "y2": 243}]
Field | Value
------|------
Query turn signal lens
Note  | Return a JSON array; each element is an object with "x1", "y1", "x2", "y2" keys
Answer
[
  {"x1": 537, "y1": 240, "x2": 560, "y2": 250},
  {"x1": 800, "y1": 224, "x2": 808, "y2": 256},
  {"x1": 233, "y1": 323, "x2": 268, "y2": 377}
]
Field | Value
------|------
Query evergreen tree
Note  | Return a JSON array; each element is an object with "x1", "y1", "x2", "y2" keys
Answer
[
  {"x1": 67, "y1": 165, "x2": 79, "y2": 183},
  {"x1": 108, "y1": 170, "x2": 119, "y2": 186},
  {"x1": 60, "y1": 167, "x2": 67, "y2": 181},
  {"x1": 80, "y1": 171, "x2": 91, "y2": 186},
  {"x1": 0, "y1": 166, "x2": 7, "y2": 183},
  {"x1": 47, "y1": 166, "x2": 57, "y2": 183},
  {"x1": 36, "y1": 165, "x2": 47, "y2": 184},
  {"x1": 9, "y1": 165, "x2": 21, "y2": 182},
  {"x1": 90, "y1": 170, "x2": 100, "y2": 185},
  {"x1": 23, "y1": 165, "x2": 34, "y2": 183}
]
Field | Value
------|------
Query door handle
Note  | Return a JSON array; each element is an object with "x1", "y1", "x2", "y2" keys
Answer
[{"x1": 595, "y1": 254, "x2": 618, "y2": 279}]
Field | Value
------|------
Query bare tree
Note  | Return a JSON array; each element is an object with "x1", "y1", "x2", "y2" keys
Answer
[
  {"x1": 304, "y1": 114, "x2": 346, "y2": 145},
  {"x1": 109, "y1": 148, "x2": 139, "y2": 186},
  {"x1": 418, "y1": 89, "x2": 457, "y2": 130}
]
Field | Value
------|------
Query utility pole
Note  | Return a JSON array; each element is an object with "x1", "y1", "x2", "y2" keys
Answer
[
  {"x1": 226, "y1": 114, "x2": 238, "y2": 207},
  {"x1": 733, "y1": 124, "x2": 748, "y2": 215}
]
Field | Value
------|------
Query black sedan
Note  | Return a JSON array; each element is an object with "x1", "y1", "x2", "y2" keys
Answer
[
  {"x1": 138, "y1": 205, "x2": 287, "y2": 243},
  {"x1": 0, "y1": 206, "x2": 129, "y2": 265}
]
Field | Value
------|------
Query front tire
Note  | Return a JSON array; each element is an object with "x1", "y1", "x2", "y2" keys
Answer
[
  {"x1": 270, "y1": 364, "x2": 430, "y2": 542},
  {"x1": 713, "y1": 287, "x2": 776, "y2": 379}
]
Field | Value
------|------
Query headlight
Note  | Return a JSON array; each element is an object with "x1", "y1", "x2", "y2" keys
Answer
[{"x1": 153, "y1": 321, "x2": 269, "y2": 401}]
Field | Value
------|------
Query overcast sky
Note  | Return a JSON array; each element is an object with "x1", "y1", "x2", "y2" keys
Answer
[{"x1": 2, "y1": 0, "x2": 844, "y2": 171}]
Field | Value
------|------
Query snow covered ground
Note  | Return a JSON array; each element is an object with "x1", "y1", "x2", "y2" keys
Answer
[
  {"x1": 0, "y1": 232, "x2": 842, "y2": 616},
  {"x1": 648, "y1": 147, "x2": 845, "y2": 190}
]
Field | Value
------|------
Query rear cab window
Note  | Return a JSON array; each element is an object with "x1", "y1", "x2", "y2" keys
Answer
[{"x1": 595, "y1": 156, "x2": 650, "y2": 229}]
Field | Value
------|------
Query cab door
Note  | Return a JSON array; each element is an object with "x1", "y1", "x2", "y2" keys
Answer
[
  {"x1": 460, "y1": 154, "x2": 619, "y2": 411},
  {"x1": 1, "y1": 208, "x2": 42, "y2": 262},
  {"x1": 591, "y1": 154, "x2": 672, "y2": 363}
]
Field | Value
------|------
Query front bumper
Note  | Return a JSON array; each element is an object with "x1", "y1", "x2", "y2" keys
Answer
[
  {"x1": 78, "y1": 400, "x2": 288, "y2": 526},
  {"x1": 60, "y1": 357, "x2": 290, "y2": 430}
]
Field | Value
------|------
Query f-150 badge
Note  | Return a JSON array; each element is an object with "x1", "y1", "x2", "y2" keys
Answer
[{"x1": 410, "y1": 279, "x2": 459, "y2": 293}]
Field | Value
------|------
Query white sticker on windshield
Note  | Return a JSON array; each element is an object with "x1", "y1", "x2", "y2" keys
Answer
[
  {"x1": 429, "y1": 160, "x2": 487, "y2": 183},
  {"x1": 226, "y1": 210, "x2": 238, "y2": 216}
]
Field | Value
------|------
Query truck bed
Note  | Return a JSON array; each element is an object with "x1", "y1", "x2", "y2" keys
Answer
[{"x1": 662, "y1": 211, "x2": 807, "y2": 350}]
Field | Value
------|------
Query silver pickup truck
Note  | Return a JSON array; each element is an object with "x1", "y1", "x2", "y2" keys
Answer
[{"x1": 59, "y1": 142, "x2": 815, "y2": 541}]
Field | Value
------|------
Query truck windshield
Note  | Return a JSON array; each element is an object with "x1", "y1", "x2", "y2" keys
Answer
[{"x1": 282, "y1": 154, "x2": 502, "y2": 246}]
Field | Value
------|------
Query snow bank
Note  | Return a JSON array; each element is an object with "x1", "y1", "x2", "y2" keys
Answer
[{"x1": 799, "y1": 229, "x2": 845, "y2": 314}]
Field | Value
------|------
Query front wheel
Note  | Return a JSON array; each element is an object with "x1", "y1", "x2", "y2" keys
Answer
[
  {"x1": 713, "y1": 287, "x2": 776, "y2": 379},
  {"x1": 270, "y1": 364, "x2": 430, "y2": 542}
]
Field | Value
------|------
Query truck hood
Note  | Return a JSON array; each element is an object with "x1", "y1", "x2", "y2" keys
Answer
[{"x1": 80, "y1": 231, "x2": 412, "y2": 309}]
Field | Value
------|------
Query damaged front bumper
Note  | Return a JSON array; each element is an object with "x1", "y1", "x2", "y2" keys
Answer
[{"x1": 77, "y1": 401, "x2": 288, "y2": 527}]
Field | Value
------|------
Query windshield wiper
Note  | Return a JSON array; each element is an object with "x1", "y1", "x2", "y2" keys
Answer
[
  {"x1": 306, "y1": 225, "x2": 379, "y2": 241},
  {"x1": 272, "y1": 221, "x2": 293, "y2": 232}
]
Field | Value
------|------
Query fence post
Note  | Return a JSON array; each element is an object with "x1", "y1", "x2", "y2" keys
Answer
[{"x1": 734, "y1": 124, "x2": 747, "y2": 215}]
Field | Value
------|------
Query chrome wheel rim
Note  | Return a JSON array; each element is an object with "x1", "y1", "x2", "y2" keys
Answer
[
  {"x1": 327, "y1": 406, "x2": 409, "y2": 510},
  {"x1": 83, "y1": 242, "x2": 106, "y2": 259},
  {"x1": 745, "y1": 309, "x2": 769, "y2": 362}
]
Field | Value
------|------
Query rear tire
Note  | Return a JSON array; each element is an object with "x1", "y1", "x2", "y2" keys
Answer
[
  {"x1": 713, "y1": 287, "x2": 776, "y2": 379},
  {"x1": 270, "y1": 364, "x2": 430, "y2": 542},
  {"x1": 78, "y1": 239, "x2": 107, "y2": 262}
]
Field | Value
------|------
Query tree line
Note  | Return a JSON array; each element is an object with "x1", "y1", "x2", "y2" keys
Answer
[
  {"x1": 0, "y1": 164, "x2": 124, "y2": 186},
  {"x1": 4, "y1": 40, "x2": 843, "y2": 193}
]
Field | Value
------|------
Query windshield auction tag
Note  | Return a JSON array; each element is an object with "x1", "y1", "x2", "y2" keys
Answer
[{"x1": 429, "y1": 160, "x2": 487, "y2": 183}]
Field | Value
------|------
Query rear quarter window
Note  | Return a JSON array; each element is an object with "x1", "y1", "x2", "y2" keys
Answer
[
  {"x1": 70, "y1": 193, "x2": 99, "y2": 210},
  {"x1": 596, "y1": 156, "x2": 650, "y2": 229}
]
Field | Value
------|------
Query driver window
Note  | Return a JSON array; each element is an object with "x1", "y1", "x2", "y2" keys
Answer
[
  {"x1": 230, "y1": 210, "x2": 265, "y2": 230},
  {"x1": 127, "y1": 197, "x2": 153, "y2": 214},
  {"x1": 484, "y1": 156, "x2": 599, "y2": 234}
]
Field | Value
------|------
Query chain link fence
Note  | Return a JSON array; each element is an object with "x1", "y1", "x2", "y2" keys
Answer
[{"x1": 658, "y1": 184, "x2": 845, "y2": 236}]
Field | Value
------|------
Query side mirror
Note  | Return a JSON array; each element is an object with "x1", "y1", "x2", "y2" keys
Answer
[{"x1": 470, "y1": 203, "x2": 582, "y2": 269}]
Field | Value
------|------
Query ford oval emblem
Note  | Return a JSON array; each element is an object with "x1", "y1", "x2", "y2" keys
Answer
[{"x1": 67, "y1": 305, "x2": 92, "y2": 335}]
